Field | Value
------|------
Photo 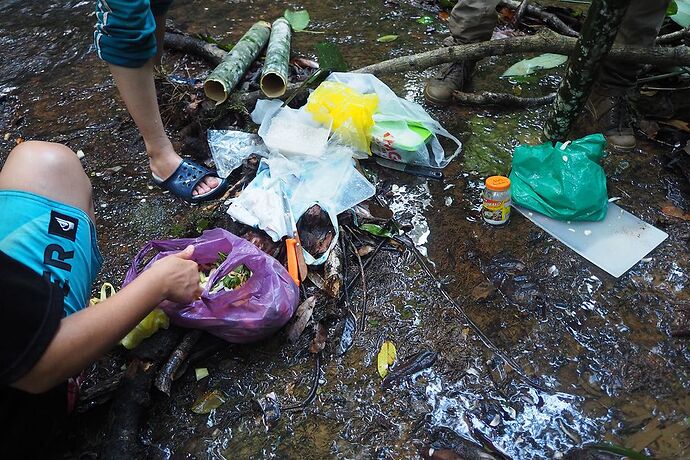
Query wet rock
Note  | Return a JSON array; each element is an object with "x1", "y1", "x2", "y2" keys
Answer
[{"x1": 485, "y1": 253, "x2": 541, "y2": 306}]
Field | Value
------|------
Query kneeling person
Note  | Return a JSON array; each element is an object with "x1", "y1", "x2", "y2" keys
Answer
[{"x1": 0, "y1": 141, "x2": 202, "y2": 449}]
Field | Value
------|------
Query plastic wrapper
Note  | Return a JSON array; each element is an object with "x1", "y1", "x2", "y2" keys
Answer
[
  {"x1": 509, "y1": 133, "x2": 608, "y2": 221},
  {"x1": 208, "y1": 130, "x2": 269, "y2": 178},
  {"x1": 120, "y1": 309, "x2": 169, "y2": 350},
  {"x1": 122, "y1": 228, "x2": 299, "y2": 343},
  {"x1": 306, "y1": 81, "x2": 379, "y2": 155}
]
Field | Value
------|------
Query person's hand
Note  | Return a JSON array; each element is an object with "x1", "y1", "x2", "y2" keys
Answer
[{"x1": 148, "y1": 245, "x2": 201, "y2": 303}]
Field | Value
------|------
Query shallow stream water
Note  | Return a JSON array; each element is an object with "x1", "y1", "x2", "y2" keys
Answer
[{"x1": 1, "y1": 0, "x2": 689, "y2": 458}]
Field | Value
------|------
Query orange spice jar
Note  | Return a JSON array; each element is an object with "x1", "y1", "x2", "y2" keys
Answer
[{"x1": 482, "y1": 176, "x2": 511, "y2": 225}]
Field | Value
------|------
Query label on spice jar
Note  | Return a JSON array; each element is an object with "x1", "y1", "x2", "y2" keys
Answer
[{"x1": 482, "y1": 197, "x2": 511, "y2": 225}]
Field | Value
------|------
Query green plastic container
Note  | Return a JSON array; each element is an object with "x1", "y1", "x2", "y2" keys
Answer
[{"x1": 370, "y1": 121, "x2": 433, "y2": 163}]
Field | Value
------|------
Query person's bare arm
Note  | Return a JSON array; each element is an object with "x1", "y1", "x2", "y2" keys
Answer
[{"x1": 11, "y1": 246, "x2": 201, "y2": 394}]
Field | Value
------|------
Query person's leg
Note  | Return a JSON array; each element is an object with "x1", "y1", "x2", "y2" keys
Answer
[
  {"x1": 107, "y1": 62, "x2": 215, "y2": 197},
  {"x1": 599, "y1": 0, "x2": 670, "y2": 88},
  {"x1": 94, "y1": 0, "x2": 219, "y2": 197},
  {"x1": 584, "y1": 0, "x2": 670, "y2": 150},
  {"x1": 150, "y1": 0, "x2": 175, "y2": 68},
  {"x1": 0, "y1": 141, "x2": 95, "y2": 221},
  {"x1": 448, "y1": 0, "x2": 502, "y2": 44},
  {"x1": 424, "y1": 0, "x2": 501, "y2": 106}
]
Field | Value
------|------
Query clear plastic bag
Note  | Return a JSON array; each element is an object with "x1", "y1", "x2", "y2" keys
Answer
[
  {"x1": 207, "y1": 130, "x2": 269, "y2": 178},
  {"x1": 326, "y1": 72, "x2": 462, "y2": 168}
]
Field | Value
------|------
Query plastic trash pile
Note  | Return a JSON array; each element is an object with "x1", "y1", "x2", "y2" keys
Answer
[{"x1": 208, "y1": 72, "x2": 463, "y2": 263}]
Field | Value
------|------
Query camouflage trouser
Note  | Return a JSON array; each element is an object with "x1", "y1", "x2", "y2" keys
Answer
[{"x1": 447, "y1": 0, "x2": 670, "y2": 89}]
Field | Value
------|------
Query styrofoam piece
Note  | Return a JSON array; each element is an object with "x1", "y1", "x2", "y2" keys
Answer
[{"x1": 515, "y1": 203, "x2": 668, "y2": 278}]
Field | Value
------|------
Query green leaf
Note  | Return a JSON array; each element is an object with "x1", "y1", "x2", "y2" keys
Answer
[
  {"x1": 195, "y1": 368, "x2": 209, "y2": 381},
  {"x1": 667, "y1": 0, "x2": 679, "y2": 16},
  {"x1": 416, "y1": 16, "x2": 434, "y2": 25},
  {"x1": 377, "y1": 341, "x2": 397, "y2": 378},
  {"x1": 502, "y1": 53, "x2": 568, "y2": 77},
  {"x1": 315, "y1": 42, "x2": 349, "y2": 72},
  {"x1": 377, "y1": 34, "x2": 399, "y2": 43},
  {"x1": 284, "y1": 9, "x2": 310, "y2": 32},
  {"x1": 670, "y1": 0, "x2": 690, "y2": 27},
  {"x1": 360, "y1": 223, "x2": 393, "y2": 238}
]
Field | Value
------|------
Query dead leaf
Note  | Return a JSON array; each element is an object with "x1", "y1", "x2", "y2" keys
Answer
[
  {"x1": 471, "y1": 281, "x2": 495, "y2": 300},
  {"x1": 438, "y1": 11, "x2": 449, "y2": 21},
  {"x1": 357, "y1": 245, "x2": 375, "y2": 257},
  {"x1": 377, "y1": 341, "x2": 397, "y2": 378},
  {"x1": 661, "y1": 204, "x2": 690, "y2": 221},
  {"x1": 15, "y1": 137, "x2": 24, "y2": 145},
  {"x1": 660, "y1": 119, "x2": 690, "y2": 133},
  {"x1": 287, "y1": 296, "x2": 316, "y2": 343},
  {"x1": 309, "y1": 322, "x2": 327, "y2": 354},
  {"x1": 191, "y1": 390, "x2": 225, "y2": 414}
]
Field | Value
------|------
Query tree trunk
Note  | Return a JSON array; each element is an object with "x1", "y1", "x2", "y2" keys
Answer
[{"x1": 542, "y1": 0, "x2": 631, "y2": 142}]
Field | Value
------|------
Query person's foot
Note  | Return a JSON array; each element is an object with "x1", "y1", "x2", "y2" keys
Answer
[
  {"x1": 149, "y1": 148, "x2": 220, "y2": 197},
  {"x1": 424, "y1": 61, "x2": 474, "y2": 107},
  {"x1": 583, "y1": 88, "x2": 636, "y2": 151}
]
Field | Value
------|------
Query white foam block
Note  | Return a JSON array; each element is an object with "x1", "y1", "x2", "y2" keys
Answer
[{"x1": 515, "y1": 203, "x2": 668, "y2": 278}]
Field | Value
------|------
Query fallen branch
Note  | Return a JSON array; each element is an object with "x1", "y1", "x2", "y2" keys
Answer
[
  {"x1": 513, "y1": 0, "x2": 530, "y2": 28},
  {"x1": 164, "y1": 32, "x2": 226, "y2": 66},
  {"x1": 154, "y1": 329, "x2": 203, "y2": 396},
  {"x1": 500, "y1": 0, "x2": 580, "y2": 38},
  {"x1": 100, "y1": 329, "x2": 180, "y2": 459},
  {"x1": 355, "y1": 33, "x2": 690, "y2": 76},
  {"x1": 453, "y1": 90, "x2": 555, "y2": 107},
  {"x1": 656, "y1": 26, "x2": 690, "y2": 45}
]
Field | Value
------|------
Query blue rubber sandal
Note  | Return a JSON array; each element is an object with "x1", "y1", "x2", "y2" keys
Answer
[{"x1": 152, "y1": 159, "x2": 229, "y2": 203}]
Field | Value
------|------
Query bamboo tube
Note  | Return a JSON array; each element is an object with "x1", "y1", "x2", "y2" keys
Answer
[
  {"x1": 204, "y1": 21, "x2": 271, "y2": 104},
  {"x1": 260, "y1": 18, "x2": 292, "y2": 98}
]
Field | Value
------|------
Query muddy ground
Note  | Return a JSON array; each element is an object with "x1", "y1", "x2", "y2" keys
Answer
[{"x1": 1, "y1": 0, "x2": 689, "y2": 458}]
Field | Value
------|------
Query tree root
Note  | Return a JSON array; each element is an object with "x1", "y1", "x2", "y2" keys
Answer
[{"x1": 453, "y1": 90, "x2": 555, "y2": 107}]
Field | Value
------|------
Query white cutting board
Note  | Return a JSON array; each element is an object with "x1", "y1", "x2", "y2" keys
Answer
[{"x1": 515, "y1": 203, "x2": 668, "y2": 278}]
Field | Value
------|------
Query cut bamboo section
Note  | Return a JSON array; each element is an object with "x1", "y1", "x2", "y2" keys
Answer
[
  {"x1": 260, "y1": 18, "x2": 292, "y2": 98},
  {"x1": 204, "y1": 21, "x2": 271, "y2": 104}
]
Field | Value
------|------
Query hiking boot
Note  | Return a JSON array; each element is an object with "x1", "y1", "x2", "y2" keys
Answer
[
  {"x1": 424, "y1": 61, "x2": 474, "y2": 107},
  {"x1": 583, "y1": 89, "x2": 636, "y2": 151}
]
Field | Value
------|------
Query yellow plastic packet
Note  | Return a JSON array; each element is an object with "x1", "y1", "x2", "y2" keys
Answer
[
  {"x1": 306, "y1": 81, "x2": 379, "y2": 154},
  {"x1": 120, "y1": 309, "x2": 169, "y2": 350},
  {"x1": 90, "y1": 282, "x2": 169, "y2": 350}
]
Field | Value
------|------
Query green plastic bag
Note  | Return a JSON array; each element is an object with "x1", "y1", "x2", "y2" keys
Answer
[{"x1": 509, "y1": 133, "x2": 608, "y2": 221}]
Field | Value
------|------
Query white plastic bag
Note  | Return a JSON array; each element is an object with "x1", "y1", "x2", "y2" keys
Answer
[{"x1": 252, "y1": 99, "x2": 331, "y2": 158}]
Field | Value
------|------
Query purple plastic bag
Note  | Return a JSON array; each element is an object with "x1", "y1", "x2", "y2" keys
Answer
[{"x1": 122, "y1": 228, "x2": 299, "y2": 343}]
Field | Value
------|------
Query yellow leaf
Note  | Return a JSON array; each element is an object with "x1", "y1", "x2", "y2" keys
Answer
[{"x1": 377, "y1": 341, "x2": 397, "y2": 378}]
